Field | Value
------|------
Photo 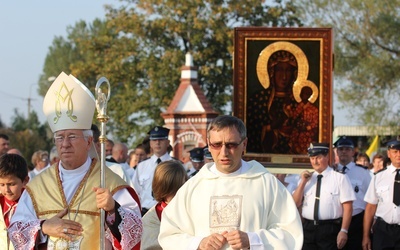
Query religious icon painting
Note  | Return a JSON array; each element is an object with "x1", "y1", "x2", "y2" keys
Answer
[{"x1": 233, "y1": 27, "x2": 333, "y2": 170}]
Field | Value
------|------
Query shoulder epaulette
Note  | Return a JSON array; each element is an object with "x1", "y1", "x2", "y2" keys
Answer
[
  {"x1": 374, "y1": 167, "x2": 387, "y2": 175},
  {"x1": 355, "y1": 163, "x2": 368, "y2": 170},
  {"x1": 334, "y1": 169, "x2": 345, "y2": 174},
  {"x1": 140, "y1": 157, "x2": 151, "y2": 163}
]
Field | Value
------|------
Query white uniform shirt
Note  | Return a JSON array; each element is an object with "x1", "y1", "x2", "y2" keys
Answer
[
  {"x1": 301, "y1": 167, "x2": 356, "y2": 220},
  {"x1": 284, "y1": 174, "x2": 300, "y2": 194},
  {"x1": 106, "y1": 161, "x2": 134, "y2": 187},
  {"x1": 133, "y1": 153, "x2": 172, "y2": 209},
  {"x1": 337, "y1": 162, "x2": 371, "y2": 215},
  {"x1": 364, "y1": 165, "x2": 400, "y2": 224}
]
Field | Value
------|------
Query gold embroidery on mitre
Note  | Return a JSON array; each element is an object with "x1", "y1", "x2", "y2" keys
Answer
[{"x1": 53, "y1": 82, "x2": 77, "y2": 124}]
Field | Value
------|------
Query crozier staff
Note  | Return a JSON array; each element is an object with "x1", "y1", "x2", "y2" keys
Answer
[{"x1": 8, "y1": 72, "x2": 142, "y2": 250}]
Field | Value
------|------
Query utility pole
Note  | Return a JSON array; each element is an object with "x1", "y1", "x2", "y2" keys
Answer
[{"x1": 28, "y1": 83, "x2": 37, "y2": 118}]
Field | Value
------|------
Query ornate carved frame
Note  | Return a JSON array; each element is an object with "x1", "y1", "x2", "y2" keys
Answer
[{"x1": 233, "y1": 27, "x2": 333, "y2": 171}]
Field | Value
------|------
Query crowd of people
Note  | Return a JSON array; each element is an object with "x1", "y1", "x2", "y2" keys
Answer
[{"x1": 0, "y1": 70, "x2": 399, "y2": 250}]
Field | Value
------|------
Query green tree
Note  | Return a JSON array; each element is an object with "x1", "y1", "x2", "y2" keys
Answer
[
  {"x1": 9, "y1": 109, "x2": 51, "y2": 164},
  {"x1": 40, "y1": 0, "x2": 302, "y2": 145},
  {"x1": 295, "y1": 0, "x2": 400, "y2": 128}
]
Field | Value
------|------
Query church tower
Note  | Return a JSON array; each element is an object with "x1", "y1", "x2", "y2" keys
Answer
[{"x1": 162, "y1": 53, "x2": 218, "y2": 163}]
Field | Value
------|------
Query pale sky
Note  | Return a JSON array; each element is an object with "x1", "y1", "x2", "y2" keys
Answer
[
  {"x1": 0, "y1": 1, "x2": 352, "y2": 128},
  {"x1": 0, "y1": 0, "x2": 114, "y2": 127}
]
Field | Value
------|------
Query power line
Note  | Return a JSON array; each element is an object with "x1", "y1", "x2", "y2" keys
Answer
[{"x1": 0, "y1": 90, "x2": 31, "y2": 100}]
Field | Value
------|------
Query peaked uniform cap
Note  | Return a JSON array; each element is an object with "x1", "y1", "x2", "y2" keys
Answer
[
  {"x1": 43, "y1": 72, "x2": 95, "y2": 133},
  {"x1": 387, "y1": 136, "x2": 400, "y2": 149},
  {"x1": 307, "y1": 142, "x2": 329, "y2": 156},
  {"x1": 334, "y1": 136, "x2": 354, "y2": 148},
  {"x1": 148, "y1": 126, "x2": 169, "y2": 140},
  {"x1": 203, "y1": 146, "x2": 212, "y2": 159},
  {"x1": 189, "y1": 147, "x2": 204, "y2": 162}
]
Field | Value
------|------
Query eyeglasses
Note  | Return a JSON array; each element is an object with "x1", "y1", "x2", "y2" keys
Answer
[
  {"x1": 208, "y1": 139, "x2": 244, "y2": 150},
  {"x1": 54, "y1": 135, "x2": 86, "y2": 144}
]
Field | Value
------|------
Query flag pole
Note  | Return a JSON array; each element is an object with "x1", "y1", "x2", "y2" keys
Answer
[{"x1": 95, "y1": 77, "x2": 111, "y2": 250}]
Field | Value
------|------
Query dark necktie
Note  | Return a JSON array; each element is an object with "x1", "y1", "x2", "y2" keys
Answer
[
  {"x1": 156, "y1": 158, "x2": 161, "y2": 164},
  {"x1": 342, "y1": 165, "x2": 347, "y2": 174},
  {"x1": 314, "y1": 174, "x2": 323, "y2": 223},
  {"x1": 394, "y1": 169, "x2": 400, "y2": 206}
]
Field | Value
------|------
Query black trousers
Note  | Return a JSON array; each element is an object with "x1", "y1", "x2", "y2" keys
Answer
[
  {"x1": 372, "y1": 217, "x2": 400, "y2": 250},
  {"x1": 141, "y1": 207, "x2": 149, "y2": 217},
  {"x1": 343, "y1": 211, "x2": 364, "y2": 250},
  {"x1": 303, "y1": 219, "x2": 341, "y2": 250}
]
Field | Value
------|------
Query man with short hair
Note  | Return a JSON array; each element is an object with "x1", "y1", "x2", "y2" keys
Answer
[
  {"x1": 203, "y1": 146, "x2": 214, "y2": 163},
  {"x1": 159, "y1": 115, "x2": 303, "y2": 249},
  {"x1": 363, "y1": 137, "x2": 400, "y2": 250},
  {"x1": 0, "y1": 134, "x2": 10, "y2": 156},
  {"x1": 9, "y1": 72, "x2": 142, "y2": 249},
  {"x1": 187, "y1": 147, "x2": 205, "y2": 178},
  {"x1": 92, "y1": 124, "x2": 134, "y2": 187},
  {"x1": 7, "y1": 148, "x2": 22, "y2": 156},
  {"x1": 133, "y1": 126, "x2": 172, "y2": 216},
  {"x1": 293, "y1": 142, "x2": 355, "y2": 249},
  {"x1": 335, "y1": 136, "x2": 371, "y2": 249},
  {"x1": 109, "y1": 142, "x2": 130, "y2": 170},
  {"x1": 105, "y1": 139, "x2": 114, "y2": 157}
]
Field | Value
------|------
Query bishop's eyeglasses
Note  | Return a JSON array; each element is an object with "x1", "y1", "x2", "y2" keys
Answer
[{"x1": 54, "y1": 135, "x2": 86, "y2": 144}]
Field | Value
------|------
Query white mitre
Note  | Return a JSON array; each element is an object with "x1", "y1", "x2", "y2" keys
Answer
[
  {"x1": 43, "y1": 72, "x2": 98, "y2": 159},
  {"x1": 43, "y1": 72, "x2": 95, "y2": 132}
]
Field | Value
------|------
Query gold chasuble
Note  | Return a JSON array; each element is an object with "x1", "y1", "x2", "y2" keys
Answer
[{"x1": 25, "y1": 159, "x2": 130, "y2": 249}]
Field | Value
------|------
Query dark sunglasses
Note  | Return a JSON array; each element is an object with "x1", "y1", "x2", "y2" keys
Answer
[{"x1": 208, "y1": 139, "x2": 244, "y2": 150}]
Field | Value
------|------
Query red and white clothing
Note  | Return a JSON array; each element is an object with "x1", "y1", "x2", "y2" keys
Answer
[
  {"x1": 9, "y1": 157, "x2": 142, "y2": 250},
  {"x1": 0, "y1": 195, "x2": 18, "y2": 250}
]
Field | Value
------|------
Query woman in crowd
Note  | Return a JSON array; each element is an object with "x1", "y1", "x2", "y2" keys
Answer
[{"x1": 141, "y1": 160, "x2": 188, "y2": 250}]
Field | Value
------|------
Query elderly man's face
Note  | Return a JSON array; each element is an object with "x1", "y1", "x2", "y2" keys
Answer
[
  {"x1": 309, "y1": 154, "x2": 329, "y2": 174},
  {"x1": 54, "y1": 129, "x2": 92, "y2": 170},
  {"x1": 388, "y1": 149, "x2": 400, "y2": 168}
]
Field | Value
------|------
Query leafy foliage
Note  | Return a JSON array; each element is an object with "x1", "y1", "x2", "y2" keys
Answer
[
  {"x1": 40, "y1": 0, "x2": 302, "y2": 146},
  {"x1": 295, "y1": 0, "x2": 400, "y2": 130},
  {"x1": 3, "y1": 110, "x2": 51, "y2": 165}
]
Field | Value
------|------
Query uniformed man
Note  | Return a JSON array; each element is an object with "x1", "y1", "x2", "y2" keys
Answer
[
  {"x1": 203, "y1": 146, "x2": 214, "y2": 163},
  {"x1": 363, "y1": 137, "x2": 400, "y2": 250},
  {"x1": 187, "y1": 147, "x2": 205, "y2": 178},
  {"x1": 292, "y1": 142, "x2": 355, "y2": 249},
  {"x1": 132, "y1": 126, "x2": 172, "y2": 216},
  {"x1": 335, "y1": 136, "x2": 372, "y2": 249}
]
